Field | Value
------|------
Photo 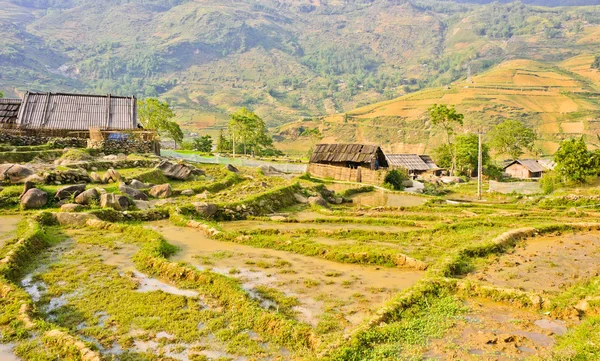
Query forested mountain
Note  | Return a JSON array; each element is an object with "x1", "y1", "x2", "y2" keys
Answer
[{"x1": 1, "y1": 0, "x2": 600, "y2": 137}]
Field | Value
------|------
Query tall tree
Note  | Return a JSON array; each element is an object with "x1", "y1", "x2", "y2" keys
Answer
[
  {"x1": 216, "y1": 129, "x2": 231, "y2": 153},
  {"x1": 138, "y1": 98, "x2": 183, "y2": 146},
  {"x1": 554, "y1": 137, "x2": 599, "y2": 183},
  {"x1": 428, "y1": 104, "x2": 464, "y2": 175},
  {"x1": 454, "y1": 134, "x2": 490, "y2": 177},
  {"x1": 488, "y1": 119, "x2": 536, "y2": 160},
  {"x1": 228, "y1": 108, "x2": 273, "y2": 156}
]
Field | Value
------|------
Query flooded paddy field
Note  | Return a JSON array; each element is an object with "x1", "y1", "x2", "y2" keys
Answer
[{"x1": 2, "y1": 157, "x2": 600, "y2": 360}]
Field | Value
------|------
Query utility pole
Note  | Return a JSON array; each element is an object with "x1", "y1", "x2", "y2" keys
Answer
[{"x1": 478, "y1": 131, "x2": 483, "y2": 200}]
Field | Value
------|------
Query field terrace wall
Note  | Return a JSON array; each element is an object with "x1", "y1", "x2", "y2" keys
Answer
[
  {"x1": 87, "y1": 139, "x2": 160, "y2": 155},
  {"x1": 0, "y1": 131, "x2": 87, "y2": 148},
  {"x1": 307, "y1": 163, "x2": 387, "y2": 185}
]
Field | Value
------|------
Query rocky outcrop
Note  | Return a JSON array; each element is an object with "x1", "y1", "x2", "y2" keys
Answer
[
  {"x1": 100, "y1": 193, "x2": 129, "y2": 211},
  {"x1": 43, "y1": 168, "x2": 90, "y2": 185},
  {"x1": 294, "y1": 193, "x2": 308, "y2": 204},
  {"x1": 0, "y1": 164, "x2": 35, "y2": 183},
  {"x1": 54, "y1": 212, "x2": 99, "y2": 226},
  {"x1": 89, "y1": 172, "x2": 102, "y2": 183},
  {"x1": 129, "y1": 179, "x2": 147, "y2": 189},
  {"x1": 225, "y1": 164, "x2": 239, "y2": 173},
  {"x1": 119, "y1": 183, "x2": 148, "y2": 201},
  {"x1": 181, "y1": 189, "x2": 195, "y2": 196},
  {"x1": 133, "y1": 200, "x2": 152, "y2": 210},
  {"x1": 75, "y1": 188, "x2": 100, "y2": 205},
  {"x1": 308, "y1": 195, "x2": 330, "y2": 209},
  {"x1": 156, "y1": 160, "x2": 202, "y2": 180},
  {"x1": 60, "y1": 204, "x2": 83, "y2": 212},
  {"x1": 149, "y1": 184, "x2": 172, "y2": 199},
  {"x1": 20, "y1": 188, "x2": 48, "y2": 209},
  {"x1": 102, "y1": 168, "x2": 123, "y2": 183},
  {"x1": 55, "y1": 184, "x2": 86, "y2": 201},
  {"x1": 193, "y1": 202, "x2": 218, "y2": 218}
]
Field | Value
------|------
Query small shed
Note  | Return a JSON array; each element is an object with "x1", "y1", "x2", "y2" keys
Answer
[
  {"x1": 16, "y1": 92, "x2": 138, "y2": 131},
  {"x1": 386, "y1": 154, "x2": 441, "y2": 176},
  {"x1": 503, "y1": 159, "x2": 544, "y2": 179},
  {"x1": 309, "y1": 143, "x2": 388, "y2": 170},
  {"x1": 0, "y1": 98, "x2": 22, "y2": 128}
]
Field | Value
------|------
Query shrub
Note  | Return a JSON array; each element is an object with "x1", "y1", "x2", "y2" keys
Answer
[
  {"x1": 539, "y1": 171, "x2": 562, "y2": 194},
  {"x1": 384, "y1": 169, "x2": 408, "y2": 190}
]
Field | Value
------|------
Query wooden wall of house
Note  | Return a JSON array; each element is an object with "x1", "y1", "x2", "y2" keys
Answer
[
  {"x1": 505, "y1": 163, "x2": 532, "y2": 179},
  {"x1": 308, "y1": 163, "x2": 387, "y2": 185},
  {"x1": 361, "y1": 168, "x2": 387, "y2": 185}
]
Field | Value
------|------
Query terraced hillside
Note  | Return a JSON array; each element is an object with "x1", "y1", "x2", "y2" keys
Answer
[
  {"x1": 277, "y1": 56, "x2": 600, "y2": 156},
  {"x1": 2, "y1": 0, "x2": 600, "y2": 135}
]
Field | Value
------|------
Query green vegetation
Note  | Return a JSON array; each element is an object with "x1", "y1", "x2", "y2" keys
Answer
[
  {"x1": 384, "y1": 169, "x2": 408, "y2": 191},
  {"x1": 488, "y1": 119, "x2": 537, "y2": 160},
  {"x1": 138, "y1": 98, "x2": 183, "y2": 145},
  {"x1": 428, "y1": 104, "x2": 464, "y2": 175},
  {"x1": 554, "y1": 137, "x2": 600, "y2": 183}
]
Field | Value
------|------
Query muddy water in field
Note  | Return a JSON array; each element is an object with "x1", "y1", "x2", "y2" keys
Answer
[
  {"x1": 0, "y1": 216, "x2": 20, "y2": 248},
  {"x1": 223, "y1": 219, "x2": 417, "y2": 233},
  {"x1": 0, "y1": 344, "x2": 19, "y2": 361},
  {"x1": 350, "y1": 191, "x2": 426, "y2": 207},
  {"x1": 151, "y1": 221, "x2": 425, "y2": 328},
  {"x1": 468, "y1": 232, "x2": 600, "y2": 293},
  {"x1": 325, "y1": 183, "x2": 362, "y2": 193},
  {"x1": 424, "y1": 299, "x2": 570, "y2": 360}
]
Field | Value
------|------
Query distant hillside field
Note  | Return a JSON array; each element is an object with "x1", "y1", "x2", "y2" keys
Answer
[
  {"x1": 276, "y1": 56, "x2": 600, "y2": 156},
  {"x1": 1, "y1": 0, "x2": 600, "y2": 152}
]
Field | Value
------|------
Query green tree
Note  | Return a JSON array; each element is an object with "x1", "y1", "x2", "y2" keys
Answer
[
  {"x1": 488, "y1": 119, "x2": 536, "y2": 160},
  {"x1": 454, "y1": 134, "x2": 490, "y2": 177},
  {"x1": 228, "y1": 108, "x2": 275, "y2": 156},
  {"x1": 138, "y1": 98, "x2": 183, "y2": 145},
  {"x1": 428, "y1": 104, "x2": 464, "y2": 175},
  {"x1": 0, "y1": 90, "x2": 4, "y2": 98},
  {"x1": 593, "y1": 55, "x2": 600, "y2": 70},
  {"x1": 554, "y1": 137, "x2": 599, "y2": 183},
  {"x1": 192, "y1": 135, "x2": 212, "y2": 152},
  {"x1": 384, "y1": 169, "x2": 409, "y2": 191},
  {"x1": 216, "y1": 129, "x2": 231, "y2": 153}
]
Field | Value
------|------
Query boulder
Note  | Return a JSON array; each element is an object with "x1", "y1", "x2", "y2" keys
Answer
[
  {"x1": 102, "y1": 168, "x2": 123, "y2": 183},
  {"x1": 20, "y1": 181, "x2": 37, "y2": 199},
  {"x1": 259, "y1": 165, "x2": 282, "y2": 176},
  {"x1": 133, "y1": 200, "x2": 152, "y2": 210},
  {"x1": 100, "y1": 193, "x2": 129, "y2": 211},
  {"x1": 308, "y1": 195, "x2": 330, "y2": 209},
  {"x1": 440, "y1": 176, "x2": 464, "y2": 184},
  {"x1": 0, "y1": 164, "x2": 35, "y2": 183},
  {"x1": 119, "y1": 183, "x2": 148, "y2": 201},
  {"x1": 156, "y1": 160, "x2": 195, "y2": 180},
  {"x1": 149, "y1": 184, "x2": 172, "y2": 199},
  {"x1": 225, "y1": 164, "x2": 239, "y2": 173},
  {"x1": 60, "y1": 203, "x2": 83, "y2": 212},
  {"x1": 293, "y1": 193, "x2": 308, "y2": 204},
  {"x1": 75, "y1": 188, "x2": 100, "y2": 205},
  {"x1": 20, "y1": 188, "x2": 48, "y2": 209},
  {"x1": 181, "y1": 189, "x2": 195, "y2": 196},
  {"x1": 89, "y1": 172, "x2": 102, "y2": 183},
  {"x1": 54, "y1": 212, "x2": 98, "y2": 226},
  {"x1": 195, "y1": 191, "x2": 209, "y2": 200},
  {"x1": 192, "y1": 202, "x2": 218, "y2": 218},
  {"x1": 55, "y1": 184, "x2": 87, "y2": 201},
  {"x1": 129, "y1": 179, "x2": 147, "y2": 189}
]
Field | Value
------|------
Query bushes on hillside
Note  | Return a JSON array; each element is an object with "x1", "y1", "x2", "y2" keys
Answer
[{"x1": 384, "y1": 169, "x2": 409, "y2": 191}]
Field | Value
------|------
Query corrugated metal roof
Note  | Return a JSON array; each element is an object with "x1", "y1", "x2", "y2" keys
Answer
[
  {"x1": 419, "y1": 155, "x2": 440, "y2": 170},
  {"x1": 309, "y1": 143, "x2": 383, "y2": 164},
  {"x1": 537, "y1": 158, "x2": 556, "y2": 171},
  {"x1": 504, "y1": 159, "x2": 545, "y2": 173},
  {"x1": 0, "y1": 98, "x2": 22, "y2": 125},
  {"x1": 17, "y1": 92, "x2": 137, "y2": 130},
  {"x1": 386, "y1": 154, "x2": 430, "y2": 171}
]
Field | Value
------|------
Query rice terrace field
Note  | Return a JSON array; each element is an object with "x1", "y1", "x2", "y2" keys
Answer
[{"x1": 1, "y1": 150, "x2": 600, "y2": 361}]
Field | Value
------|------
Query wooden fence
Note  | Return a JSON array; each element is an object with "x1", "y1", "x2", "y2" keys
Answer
[{"x1": 307, "y1": 163, "x2": 388, "y2": 185}]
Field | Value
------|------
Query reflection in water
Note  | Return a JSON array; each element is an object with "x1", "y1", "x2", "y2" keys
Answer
[{"x1": 351, "y1": 191, "x2": 426, "y2": 207}]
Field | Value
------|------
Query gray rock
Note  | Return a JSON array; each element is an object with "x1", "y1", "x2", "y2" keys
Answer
[
  {"x1": 89, "y1": 172, "x2": 102, "y2": 183},
  {"x1": 293, "y1": 193, "x2": 308, "y2": 204},
  {"x1": 0, "y1": 164, "x2": 35, "y2": 183},
  {"x1": 102, "y1": 168, "x2": 123, "y2": 183},
  {"x1": 21, "y1": 188, "x2": 48, "y2": 209},
  {"x1": 149, "y1": 184, "x2": 172, "y2": 199},
  {"x1": 133, "y1": 200, "x2": 152, "y2": 210},
  {"x1": 156, "y1": 160, "x2": 194, "y2": 180},
  {"x1": 100, "y1": 193, "x2": 129, "y2": 211},
  {"x1": 193, "y1": 202, "x2": 218, "y2": 218},
  {"x1": 53, "y1": 212, "x2": 98, "y2": 226},
  {"x1": 60, "y1": 203, "x2": 83, "y2": 212},
  {"x1": 181, "y1": 189, "x2": 195, "y2": 196},
  {"x1": 75, "y1": 188, "x2": 99, "y2": 205},
  {"x1": 195, "y1": 191, "x2": 209, "y2": 199},
  {"x1": 308, "y1": 195, "x2": 330, "y2": 209},
  {"x1": 55, "y1": 184, "x2": 86, "y2": 201},
  {"x1": 20, "y1": 181, "x2": 36, "y2": 199},
  {"x1": 119, "y1": 183, "x2": 148, "y2": 201},
  {"x1": 129, "y1": 179, "x2": 147, "y2": 189},
  {"x1": 225, "y1": 164, "x2": 239, "y2": 173}
]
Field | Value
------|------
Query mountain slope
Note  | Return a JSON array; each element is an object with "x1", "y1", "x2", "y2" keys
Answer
[{"x1": 276, "y1": 55, "x2": 600, "y2": 156}]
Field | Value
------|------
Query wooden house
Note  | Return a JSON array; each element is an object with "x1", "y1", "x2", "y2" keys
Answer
[
  {"x1": 386, "y1": 154, "x2": 441, "y2": 177},
  {"x1": 0, "y1": 98, "x2": 22, "y2": 128},
  {"x1": 503, "y1": 159, "x2": 544, "y2": 179},
  {"x1": 309, "y1": 144, "x2": 388, "y2": 170}
]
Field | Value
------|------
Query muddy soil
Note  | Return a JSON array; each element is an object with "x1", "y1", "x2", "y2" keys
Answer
[
  {"x1": 424, "y1": 299, "x2": 570, "y2": 360},
  {"x1": 151, "y1": 222, "x2": 425, "y2": 329},
  {"x1": 468, "y1": 232, "x2": 600, "y2": 293},
  {"x1": 350, "y1": 191, "x2": 427, "y2": 207},
  {"x1": 0, "y1": 215, "x2": 20, "y2": 248},
  {"x1": 223, "y1": 219, "x2": 418, "y2": 233}
]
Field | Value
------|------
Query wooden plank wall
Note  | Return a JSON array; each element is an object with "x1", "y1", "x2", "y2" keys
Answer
[{"x1": 307, "y1": 164, "x2": 387, "y2": 185}]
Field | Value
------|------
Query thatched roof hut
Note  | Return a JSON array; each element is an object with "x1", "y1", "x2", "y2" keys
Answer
[
  {"x1": 0, "y1": 98, "x2": 22, "y2": 127},
  {"x1": 309, "y1": 143, "x2": 388, "y2": 170},
  {"x1": 16, "y1": 92, "x2": 138, "y2": 131}
]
